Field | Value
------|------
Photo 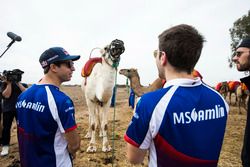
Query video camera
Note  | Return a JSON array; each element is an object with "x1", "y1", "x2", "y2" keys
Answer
[{"x1": 1, "y1": 69, "x2": 24, "y2": 82}]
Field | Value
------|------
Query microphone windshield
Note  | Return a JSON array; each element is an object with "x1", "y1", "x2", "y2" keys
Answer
[{"x1": 7, "y1": 32, "x2": 22, "y2": 41}]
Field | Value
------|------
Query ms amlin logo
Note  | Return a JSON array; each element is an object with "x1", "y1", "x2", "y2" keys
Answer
[{"x1": 173, "y1": 105, "x2": 226, "y2": 125}]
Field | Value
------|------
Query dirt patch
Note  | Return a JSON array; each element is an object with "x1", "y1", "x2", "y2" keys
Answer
[{"x1": 0, "y1": 85, "x2": 246, "y2": 167}]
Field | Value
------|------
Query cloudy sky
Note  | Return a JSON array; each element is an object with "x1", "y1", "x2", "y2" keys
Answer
[{"x1": 0, "y1": 0, "x2": 249, "y2": 86}]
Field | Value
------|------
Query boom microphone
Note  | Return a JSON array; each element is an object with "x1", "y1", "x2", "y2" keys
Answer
[{"x1": 7, "y1": 32, "x2": 22, "y2": 41}]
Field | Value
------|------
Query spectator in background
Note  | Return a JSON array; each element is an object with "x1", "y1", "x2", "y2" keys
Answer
[
  {"x1": 232, "y1": 38, "x2": 250, "y2": 167},
  {"x1": 124, "y1": 24, "x2": 229, "y2": 167},
  {"x1": 16, "y1": 47, "x2": 81, "y2": 167},
  {"x1": 128, "y1": 88, "x2": 135, "y2": 109},
  {"x1": 0, "y1": 71, "x2": 27, "y2": 156},
  {"x1": 110, "y1": 86, "x2": 116, "y2": 107}
]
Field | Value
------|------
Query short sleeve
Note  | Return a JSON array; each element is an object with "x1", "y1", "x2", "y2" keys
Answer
[
  {"x1": 124, "y1": 97, "x2": 152, "y2": 149},
  {"x1": 58, "y1": 98, "x2": 77, "y2": 133}
]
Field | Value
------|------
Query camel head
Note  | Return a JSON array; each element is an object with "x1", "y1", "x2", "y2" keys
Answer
[
  {"x1": 102, "y1": 39, "x2": 125, "y2": 68},
  {"x1": 119, "y1": 68, "x2": 139, "y2": 79},
  {"x1": 219, "y1": 82, "x2": 229, "y2": 94}
]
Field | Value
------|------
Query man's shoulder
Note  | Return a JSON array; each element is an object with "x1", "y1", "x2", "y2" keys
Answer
[
  {"x1": 46, "y1": 86, "x2": 72, "y2": 105},
  {"x1": 20, "y1": 83, "x2": 29, "y2": 88}
]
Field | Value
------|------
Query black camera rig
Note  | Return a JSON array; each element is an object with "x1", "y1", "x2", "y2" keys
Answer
[
  {"x1": 0, "y1": 32, "x2": 23, "y2": 83},
  {"x1": 0, "y1": 69, "x2": 24, "y2": 82}
]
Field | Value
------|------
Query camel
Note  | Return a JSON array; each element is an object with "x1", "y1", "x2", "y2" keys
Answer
[
  {"x1": 215, "y1": 81, "x2": 229, "y2": 99},
  {"x1": 119, "y1": 68, "x2": 163, "y2": 97},
  {"x1": 119, "y1": 68, "x2": 203, "y2": 97},
  {"x1": 81, "y1": 39, "x2": 125, "y2": 153},
  {"x1": 227, "y1": 81, "x2": 241, "y2": 105},
  {"x1": 236, "y1": 83, "x2": 249, "y2": 114}
]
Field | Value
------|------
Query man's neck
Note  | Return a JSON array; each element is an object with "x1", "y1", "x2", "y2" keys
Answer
[
  {"x1": 39, "y1": 74, "x2": 61, "y2": 87},
  {"x1": 164, "y1": 67, "x2": 193, "y2": 81}
]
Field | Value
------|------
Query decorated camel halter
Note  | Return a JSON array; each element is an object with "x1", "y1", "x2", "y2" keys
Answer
[{"x1": 103, "y1": 39, "x2": 125, "y2": 69}]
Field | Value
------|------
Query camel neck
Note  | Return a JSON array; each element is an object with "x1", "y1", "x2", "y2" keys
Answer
[{"x1": 130, "y1": 75, "x2": 142, "y2": 89}]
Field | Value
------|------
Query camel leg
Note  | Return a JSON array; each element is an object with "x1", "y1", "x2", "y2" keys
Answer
[
  {"x1": 235, "y1": 94, "x2": 238, "y2": 106},
  {"x1": 238, "y1": 98, "x2": 242, "y2": 115},
  {"x1": 224, "y1": 91, "x2": 228, "y2": 100},
  {"x1": 229, "y1": 93, "x2": 232, "y2": 105},
  {"x1": 84, "y1": 113, "x2": 91, "y2": 139},
  {"x1": 100, "y1": 103, "x2": 112, "y2": 152},
  {"x1": 86, "y1": 101, "x2": 97, "y2": 153},
  {"x1": 244, "y1": 96, "x2": 248, "y2": 111},
  {"x1": 96, "y1": 106, "x2": 103, "y2": 137},
  {"x1": 84, "y1": 99, "x2": 94, "y2": 139}
]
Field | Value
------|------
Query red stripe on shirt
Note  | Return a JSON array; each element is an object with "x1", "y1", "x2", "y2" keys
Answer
[{"x1": 124, "y1": 134, "x2": 140, "y2": 147}]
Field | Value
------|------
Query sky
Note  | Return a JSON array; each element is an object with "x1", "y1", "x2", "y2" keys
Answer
[{"x1": 0, "y1": 0, "x2": 249, "y2": 87}]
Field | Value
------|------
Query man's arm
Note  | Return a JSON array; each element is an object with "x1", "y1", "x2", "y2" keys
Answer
[
  {"x1": 16, "y1": 82, "x2": 27, "y2": 92},
  {"x1": 64, "y1": 129, "x2": 81, "y2": 158},
  {"x1": 126, "y1": 143, "x2": 147, "y2": 164},
  {"x1": 2, "y1": 81, "x2": 12, "y2": 98}
]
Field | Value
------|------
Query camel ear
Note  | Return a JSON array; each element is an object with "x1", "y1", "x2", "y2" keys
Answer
[
  {"x1": 103, "y1": 45, "x2": 109, "y2": 52},
  {"x1": 100, "y1": 48, "x2": 105, "y2": 55}
]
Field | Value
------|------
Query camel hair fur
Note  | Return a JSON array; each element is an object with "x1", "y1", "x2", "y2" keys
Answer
[
  {"x1": 119, "y1": 68, "x2": 163, "y2": 97},
  {"x1": 81, "y1": 39, "x2": 124, "y2": 153}
]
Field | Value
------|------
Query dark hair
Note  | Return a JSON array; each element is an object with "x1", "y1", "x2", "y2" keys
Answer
[
  {"x1": 43, "y1": 66, "x2": 50, "y2": 74},
  {"x1": 43, "y1": 61, "x2": 63, "y2": 74},
  {"x1": 158, "y1": 24, "x2": 205, "y2": 73}
]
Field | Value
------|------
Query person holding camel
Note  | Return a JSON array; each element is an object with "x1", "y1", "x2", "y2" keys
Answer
[{"x1": 124, "y1": 24, "x2": 229, "y2": 167}]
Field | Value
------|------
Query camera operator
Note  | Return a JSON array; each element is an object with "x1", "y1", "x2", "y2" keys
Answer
[
  {"x1": 0, "y1": 70, "x2": 27, "y2": 156},
  {"x1": 0, "y1": 80, "x2": 3, "y2": 145}
]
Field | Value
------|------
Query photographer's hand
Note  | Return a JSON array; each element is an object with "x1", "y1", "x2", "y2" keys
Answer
[{"x1": 16, "y1": 82, "x2": 27, "y2": 92}]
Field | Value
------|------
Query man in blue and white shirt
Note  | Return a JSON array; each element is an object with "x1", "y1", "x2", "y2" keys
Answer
[
  {"x1": 16, "y1": 47, "x2": 81, "y2": 167},
  {"x1": 124, "y1": 24, "x2": 229, "y2": 167}
]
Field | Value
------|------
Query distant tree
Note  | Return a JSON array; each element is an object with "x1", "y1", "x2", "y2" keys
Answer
[{"x1": 228, "y1": 10, "x2": 250, "y2": 67}]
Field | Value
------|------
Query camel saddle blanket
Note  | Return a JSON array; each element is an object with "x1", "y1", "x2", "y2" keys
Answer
[
  {"x1": 81, "y1": 57, "x2": 102, "y2": 77},
  {"x1": 215, "y1": 82, "x2": 222, "y2": 91},
  {"x1": 241, "y1": 83, "x2": 248, "y2": 91},
  {"x1": 228, "y1": 81, "x2": 241, "y2": 91}
]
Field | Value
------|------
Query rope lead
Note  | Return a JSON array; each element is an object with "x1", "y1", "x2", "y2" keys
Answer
[{"x1": 111, "y1": 69, "x2": 118, "y2": 167}]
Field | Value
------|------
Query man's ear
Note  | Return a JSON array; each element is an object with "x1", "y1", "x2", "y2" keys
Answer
[
  {"x1": 49, "y1": 64, "x2": 58, "y2": 72},
  {"x1": 161, "y1": 52, "x2": 167, "y2": 66}
]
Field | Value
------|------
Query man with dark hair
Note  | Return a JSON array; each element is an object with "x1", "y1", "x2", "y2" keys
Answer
[
  {"x1": 232, "y1": 38, "x2": 250, "y2": 167},
  {"x1": 16, "y1": 47, "x2": 81, "y2": 167},
  {"x1": 124, "y1": 24, "x2": 229, "y2": 167}
]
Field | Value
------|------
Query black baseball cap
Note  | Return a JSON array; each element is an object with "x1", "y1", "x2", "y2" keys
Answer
[
  {"x1": 236, "y1": 38, "x2": 250, "y2": 49},
  {"x1": 39, "y1": 47, "x2": 80, "y2": 68}
]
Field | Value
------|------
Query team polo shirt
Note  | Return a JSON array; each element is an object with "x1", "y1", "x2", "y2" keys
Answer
[
  {"x1": 124, "y1": 78, "x2": 229, "y2": 167},
  {"x1": 16, "y1": 84, "x2": 77, "y2": 167}
]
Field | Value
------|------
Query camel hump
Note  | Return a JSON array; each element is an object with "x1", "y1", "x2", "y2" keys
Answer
[{"x1": 81, "y1": 57, "x2": 102, "y2": 77}]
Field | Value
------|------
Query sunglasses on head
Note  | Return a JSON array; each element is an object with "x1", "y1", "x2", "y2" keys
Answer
[{"x1": 153, "y1": 50, "x2": 164, "y2": 58}]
